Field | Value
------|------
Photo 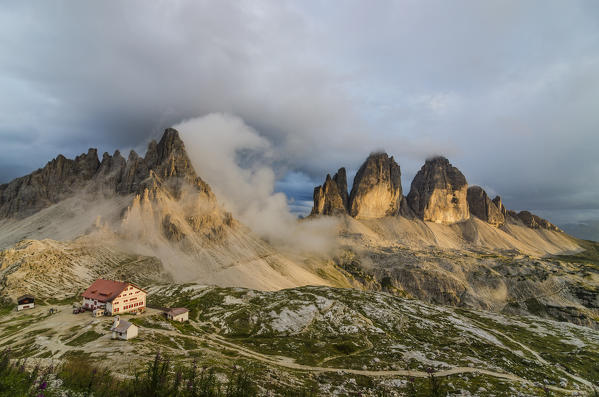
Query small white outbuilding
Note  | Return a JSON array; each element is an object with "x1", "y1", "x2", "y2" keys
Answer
[
  {"x1": 110, "y1": 316, "x2": 138, "y2": 340},
  {"x1": 164, "y1": 308, "x2": 189, "y2": 322},
  {"x1": 17, "y1": 295, "x2": 35, "y2": 311}
]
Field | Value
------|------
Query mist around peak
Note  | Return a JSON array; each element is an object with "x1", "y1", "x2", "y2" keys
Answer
[{"x1": 175, "y1": 113, "x2": 339, "y2": 254}]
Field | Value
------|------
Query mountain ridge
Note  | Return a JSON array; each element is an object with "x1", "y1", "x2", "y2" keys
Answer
[
  {"x1": 0, "y1": 128, "x2": 595, "y2": 329},
  {"x1": 0, "y1": 128, "x2": 212, "y2": 219},
  {"x1": 311, "y1": 152, "x2": 561, "y2": 232}
]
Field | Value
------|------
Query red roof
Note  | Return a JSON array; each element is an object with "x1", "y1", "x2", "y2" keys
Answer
[{"x1": 82, "y1": 279, "x2": 130, "y2": 302}]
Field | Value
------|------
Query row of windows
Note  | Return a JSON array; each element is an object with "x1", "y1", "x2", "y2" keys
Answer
[
  {"x1": 122, "y1": 302, "x2": 144, "y2": 310},
  {"x1": 119, "y1": 290, "x2": 143, "y2": 298}
]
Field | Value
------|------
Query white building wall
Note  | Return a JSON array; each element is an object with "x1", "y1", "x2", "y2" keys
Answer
[
  {"x1": 82, "y1": 297, "x2": 106, "y2": 311},
  {"x1": 127, "y1": 325, "x2": 139, "y2": 339},
  {"x1": 110, "y1": 285, "x2": 146, "y2": 315},
  {"x1": 173, "y1": 312, "x2": 189, "y2": 322},
  {"x1": 17, "y1": 303, "x2": 34, "y2": 311},
  {"x1": 83, "y1": 284, "x2": 146, "y2": 315}
]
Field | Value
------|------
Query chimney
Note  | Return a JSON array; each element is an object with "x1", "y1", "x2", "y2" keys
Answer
[{"x1": 113, "y1": 315, "x2": 120, "y2": 329}]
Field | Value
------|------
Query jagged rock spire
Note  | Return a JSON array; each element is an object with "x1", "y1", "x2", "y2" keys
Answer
[
  {"x1": 467, "y1": 186, "x2": 504, "y2": 227},
  {"x1": 311, "y1": 168, "x2": 348, "y2": 216},
  {"x1": 406, "y1": 156, "x2": 469, "y2": 224},
  {"x1": 0, "y1": 128, "x2": 212, "y2": 219},
  {"x1": 348, "y1": 152, "x2": 402, "y2": 219},
  {"x1": 0, "y1": 148, "x2": 100, "y2": 218}
]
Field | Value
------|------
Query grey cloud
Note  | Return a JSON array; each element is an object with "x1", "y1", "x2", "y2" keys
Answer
[{"x1": 1, "y1": 1, "x2": 598, "y2": 225}]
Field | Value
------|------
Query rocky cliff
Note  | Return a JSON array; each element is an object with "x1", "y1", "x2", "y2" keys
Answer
[
  {"x1": 0, "y1": 128, "x2": 212, "y2": 219},
  {"x1": 311, "y1": 168, "x2": 348, "y2": 215},
  {"x1": 310, "y1": 153, "x2": 562, "y2": 232},
  {"x1": 348, "y1": 153, "x2": 403, "y2": 219},
  {"x1": 515, "y1": 210, "x2": 562, "y2": 232},
  {"x1": 406, "y1": 156, "x2": 469, "y2": 224},
  {"x1": 311, "y1": 153, "x2": 403, "y2": 219},
  {"x1": 0, "y1": 149, "x2": 101, "y2": 218},
  {"x1": 492, "y1": 195, "x2": 561, "y2": 231},
  {"x1": 492, "y1": 195, "x2": 507, "y2": 217},
  {"x1": 467, "y1": 186, "x2": 505, "y2": 227}
]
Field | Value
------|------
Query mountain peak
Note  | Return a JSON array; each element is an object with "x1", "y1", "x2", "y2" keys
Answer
[
  {"x1": 425, "y1": 155, "x2": 449, "y2": 164},
  {"x1": 0, "y1": 127, "x2": 212, "y2": 219},
  {"x1": 407, "y1": 156, "x2": 469, "y2": 224},
  {"x1": 348, "y1": 152, "x2": 402, "y2": 218},
  {"x1": 467, "y1": 185, "x2": 505, "y2": 226},
  {"x1": 311, "y1": 168, "x2": 348, "y2": 216}
]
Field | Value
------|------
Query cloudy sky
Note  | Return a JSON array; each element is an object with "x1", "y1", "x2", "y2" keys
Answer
[{"x1": 1, "y1": 1, "x2": 598, "y2": 225}]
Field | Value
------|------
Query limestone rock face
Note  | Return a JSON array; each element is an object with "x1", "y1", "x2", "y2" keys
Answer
[
  {"x1": 311, "y1": 168, "x2": 348, "y2": 215},
  {"x1": 334, "y1": 168, "x2": 349, "y2": 210},
  {"x1": 348, "y1": 153, "x2": 402, "y2": 219},
  {"x1": 492, "y1": 196, "x2": 508, "y2": 218},
  {"x1": 407, "y1": 156, "x2": 469, "y2": 224},
  {"x1": 467, "y1": 186, "x2": 505, "y2": 226},
  {"x1": 0, "y1": 128, "x2": 212, "y2": 219},
  {"x1": 516, "y1": 211, "x2": 562, "y2": 232},
  {"x1": 0, "y1": 149, "x2": 100, "y2": 218}
]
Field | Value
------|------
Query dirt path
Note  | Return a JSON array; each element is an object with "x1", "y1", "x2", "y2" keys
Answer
[
  {"x1": 317, "y1": 336, "x2": 374, "y2": 366},
  {"x1": 1, "y1": 306, "x2": 591, "y2": 394},
  {"x1": 464, "y1": 316, "x2": 594, "y2": 390},
  {"x1": 150, "y1": 328, "x2": 585, "y2": 395}
]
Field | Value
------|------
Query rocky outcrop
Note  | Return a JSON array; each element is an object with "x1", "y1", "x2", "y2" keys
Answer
[
  {"x1": 0, "y1": 128, "x2": 212, "y2": 219},
  {"x1": 311, "y1": 168, "x2": 348, "y2": 215},
  {"x1": 348, "y1": 153, "x2": 403, "y2": 219},
  {"x1": 0, "y1": 149, "x2": 101, "y2": 218},
  {"x1": 516, "y1": 211, "x2": 562, "y2": 232},
  {"x1": 407, "y1": 156, "x2": 469, "y2": 224},
  {"x1": 492, "y1": 196, "x2": 508, "y2": 218},
  {"x1": 310, "y1": 153, "x2": 564, "y2": 233},
  {"x1": 492, "y1": 196, "x2": 561, "y2": 232},
  {"x1": 467, "y1": 186, "x2": 505, "y2": 227}
]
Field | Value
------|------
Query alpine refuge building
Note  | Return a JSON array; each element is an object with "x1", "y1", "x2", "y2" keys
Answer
[
  {"x1": 82, "y1": 279, "x2": 146, "y2": 315},
  {"x1": 17, "y1": 295, "x2": 35, "y2": 311}
]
